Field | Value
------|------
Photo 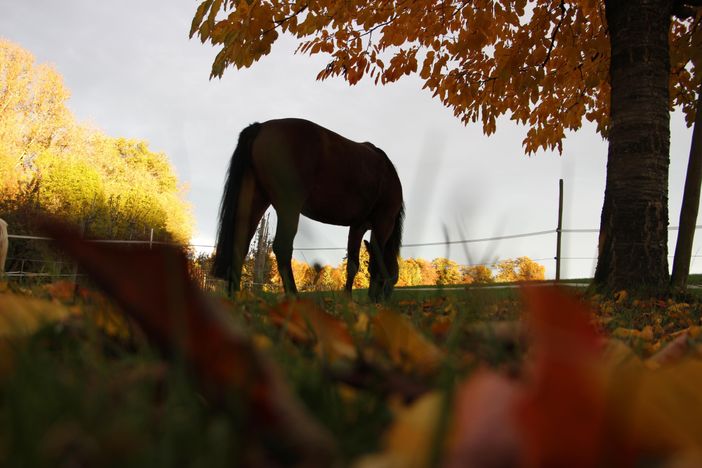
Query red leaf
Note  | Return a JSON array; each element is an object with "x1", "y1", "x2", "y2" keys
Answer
[{"x1": 516, "y1": 286, "x2": 623, "y2": 467}]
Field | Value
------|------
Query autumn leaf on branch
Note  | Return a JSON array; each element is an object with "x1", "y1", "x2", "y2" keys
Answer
[
  {"x1": 190, "y1": 1, "x2": 700, "y2": 154},
  {"x1": 191, "y1": 1, "x2": 590, "y2": 153}
]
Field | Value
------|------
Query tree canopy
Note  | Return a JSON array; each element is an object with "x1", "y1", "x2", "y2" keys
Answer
[{"x1": 191, "y1": 0, "x2": 700, "y2": 153}]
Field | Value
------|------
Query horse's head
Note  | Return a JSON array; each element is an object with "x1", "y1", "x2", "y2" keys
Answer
[{"x1": 365, "y1": 240, "x2": 398, "y2": 303}]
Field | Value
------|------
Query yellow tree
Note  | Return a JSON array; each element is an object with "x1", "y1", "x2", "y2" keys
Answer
[
  {"x1": 415, "y1": 258, "x2": 437, "y2": 286},
  {"x1": 191, "y1": 1, "x2": 702, "y2": 296},
  {"x1": 432, "y1": 257, "x2": 462, "y2": 285},
  {"x1": 462, "y1": 264, "x2": 494, "y2": 284},
  {"x1": 0, "y1": 39, "x2": 193, "y2": 245},
  {"x1": 495, "y1": 256, "x2": 546, "y2": 282},
  {"x1": 398, "y1": 257, "x2": 423, "y2": 287},
  {"x1": 0, "y1": 39, "x2": 73, "y2": 194},
  {"x1": 339, "y1": 242, "x2": 371, "y2": 289}
]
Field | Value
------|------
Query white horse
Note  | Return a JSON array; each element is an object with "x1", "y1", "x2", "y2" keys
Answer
[{"x1": 0, "y1": 218, "x2": 7, "y2": 275}]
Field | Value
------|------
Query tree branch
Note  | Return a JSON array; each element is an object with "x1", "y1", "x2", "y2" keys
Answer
[
  {"x1": 262, "y1": 3, "x2": 309, "y2": 36},
  {"x1": 542, "y1": 1, "x2": 567, "y2": 68}
]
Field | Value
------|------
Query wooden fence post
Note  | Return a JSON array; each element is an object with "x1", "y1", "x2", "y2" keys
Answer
[{"x1": 556, "y1": 179, "x2": 564, "y2": 282}]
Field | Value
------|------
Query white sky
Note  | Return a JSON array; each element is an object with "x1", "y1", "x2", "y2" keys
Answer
[{"x1": 1, "y1": 0, "x2": 697, "y2": 279}]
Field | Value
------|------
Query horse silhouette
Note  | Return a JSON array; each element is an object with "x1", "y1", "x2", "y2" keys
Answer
[{"x1": 213, "y1": 118, "x2": 404, "y2": 301}]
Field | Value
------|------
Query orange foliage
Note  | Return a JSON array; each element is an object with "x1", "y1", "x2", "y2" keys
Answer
[{"x1": 191, "y1": 1, "x2": 701, "y2": 153}]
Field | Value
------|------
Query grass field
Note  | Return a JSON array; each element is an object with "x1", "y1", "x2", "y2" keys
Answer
[{"x1": 3, "y1": 261, "x2": 702, "y2": 466}]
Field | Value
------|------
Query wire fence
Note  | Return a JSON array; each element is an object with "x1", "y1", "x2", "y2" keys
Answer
[{"x1": 5, "y1": 224, "x2": 702, "y2": 283}]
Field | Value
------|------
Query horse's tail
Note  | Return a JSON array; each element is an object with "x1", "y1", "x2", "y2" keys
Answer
[{"x1": 212, "y1": 122, "x2": 262, "y2": 287}]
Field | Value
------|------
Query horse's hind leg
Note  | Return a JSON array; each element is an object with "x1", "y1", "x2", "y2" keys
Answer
[
  {"x1": 272, "y1": 210, "x2": 300, "y2": 295},
  {"x1": 344, "y1": 225, "x2": 365, "y2": 295}
]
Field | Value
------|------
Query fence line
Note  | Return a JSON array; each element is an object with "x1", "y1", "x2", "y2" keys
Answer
[
  {"x1": 6, "y1": 221, "x2": 702, "y2": 281},
  {"x1": 7, "y1": 224, "x2": 702, "y2": 253}
]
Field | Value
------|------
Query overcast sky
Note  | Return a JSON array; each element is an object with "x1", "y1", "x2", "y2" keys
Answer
[{"x1": 1, "y1": 0, "x2": 697, "y2": 279}]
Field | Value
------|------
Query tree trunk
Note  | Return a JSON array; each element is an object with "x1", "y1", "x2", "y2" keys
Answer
[
  {"x1": 671, "y1": 83, "x2": 702, "y2": 290},
  {"x1": 594, "y1": 0, "x2": 674, "y2": 296}
]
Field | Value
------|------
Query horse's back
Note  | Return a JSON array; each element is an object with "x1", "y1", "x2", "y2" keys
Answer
[{"x1": 250, "y1": 119, "x2": 393, "y2": 226}]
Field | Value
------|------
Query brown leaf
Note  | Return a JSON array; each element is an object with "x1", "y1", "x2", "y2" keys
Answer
[
  {"x1": 39, "y1": 217, "x2": 334, "y2": 464},
  {"x1": 269, "y1": 299, "x2": 357, "y2": 363}
]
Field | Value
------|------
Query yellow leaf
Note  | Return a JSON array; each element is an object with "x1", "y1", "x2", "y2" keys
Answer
[
  {"x1": 626, "y1": 361, "x2": 702, "y2": 452},
  {"x1": 371, "y1": 308, "x2": 443, "y2": 374},
  {"x1": 252, "y1": 333, "x2": 273, "y2": 350},
  {"x1": 353, "y1": 392, "x2": 443, "y2": 468},
  {"x1": 0, "y1": 293, "x2": 73, "y2": 337},
  {"x1": 354, "y1": 312, "x2": 370, "y2": 334},
  {"x1": 612, "y1": 326, "x2": 654, "y2": 342},
  {"x1": 614, "y1": 290, "x2": 628, "y2": 303}
]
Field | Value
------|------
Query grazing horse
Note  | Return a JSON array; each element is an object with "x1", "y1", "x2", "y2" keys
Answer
[
  {"x1": 213, "y1": 118, "x2": 404, "y2": 302},
  {"x1": 0, "y1": 218, "x2": 7, "y2": 276}
]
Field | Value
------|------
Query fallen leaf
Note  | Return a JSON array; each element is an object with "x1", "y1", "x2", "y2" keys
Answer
[
  {"x1": 269, "y1": 299, "x2": 357, "y2": 363},
  {"x1": 354, "y1": 311, "x2": 370, "y2": 334},
  {"x1": 445, "y1": 370, "x2": 522, "y2": 468},
  {"x1": 626, "y1": 360, "x2": 702, "y2": 454},
  {"x1": 43, "y1": 280, "x2": 79, "y2": 303},
  {"x1": 353, "y1": 392, "x2": 443, "y2": 468},
  {"x1": 612, "y1": 325, "x2": 654, "y2": 342},
  {"x1": 40, "y1": 217, "x2": 335, "y2": 465},
  {"x1": 430, "y1": 315, "x2": 452, "y2": 339},
  {"x1": 647, "y1": 332, "x2": 693, "y2": 369},
  {"x1": 517, "y1": 286, "x2": 613, "y2": 467},
  {"x1": 615, "y1": 290, "x2": 628, "y2": 303},
  {"x1": 371, "y1": 308, "x2": 443, "y2": 375},
  {"x1": 0, "y1": 293, "x2": 73, "y2": 337}
]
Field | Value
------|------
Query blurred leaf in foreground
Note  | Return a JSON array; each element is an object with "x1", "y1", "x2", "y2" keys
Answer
[{"x1": 40, "y1": 217, "x2": 334, "y2": 465}]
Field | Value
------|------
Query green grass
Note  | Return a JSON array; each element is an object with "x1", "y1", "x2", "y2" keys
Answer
[{"x1": 3, "y1": 279, "x2": 700, "y2": 466}]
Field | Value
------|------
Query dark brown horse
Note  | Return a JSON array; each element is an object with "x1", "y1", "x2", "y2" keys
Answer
[{"x1": 212, "y1": 118, "x2": 404, "y2": 301}]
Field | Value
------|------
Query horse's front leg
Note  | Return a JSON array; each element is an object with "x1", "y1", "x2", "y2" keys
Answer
[
  {"x1": 344, "y1": 225, "x2": 365, "y2": 295},
  {"x1": 273, "y1": 211, "x2": 300, "y2": 295}
]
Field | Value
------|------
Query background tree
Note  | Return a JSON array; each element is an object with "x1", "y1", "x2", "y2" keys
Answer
[
  {"x1": 398, "y1": 257, "x2": 423, "y2": 287},
  {"x1": 495, "y1": 256, "x2": 546, "y2": 282},
  {"x1": 495, "y1": 259, "x2": 519, "y2": 283},
  {"x1": 514, "y1": 256, "x2": 546, "y2": 281},
  {"x1": 432, "y1": 257, "x2": 462, "y2": 286},
  {"x1": 339, "y1": 243, "x2": 371, "y2": 289},
  {"x1": 0, "y1": 39, "x2": 194, "y2": 273},
  {"x1": 415, "y1": 258, "x2": 437, "y2": 286},
  {"x1": 671, "y1": 83, "x2": 702, "y2": 290},
  {"x1": 462, "y1": 264, "x2": 494, "y2": 284},
  {"x1": 191, "y1": 1, "x2": 702, "y2": 296}
]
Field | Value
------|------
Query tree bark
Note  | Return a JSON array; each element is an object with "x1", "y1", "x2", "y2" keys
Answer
[
  {"x1": 594, "y1": 0, "x2": 674, "y2": 296},
  {"x1": 671, "y1": 83, "x2": 702, "y2": 290}
]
